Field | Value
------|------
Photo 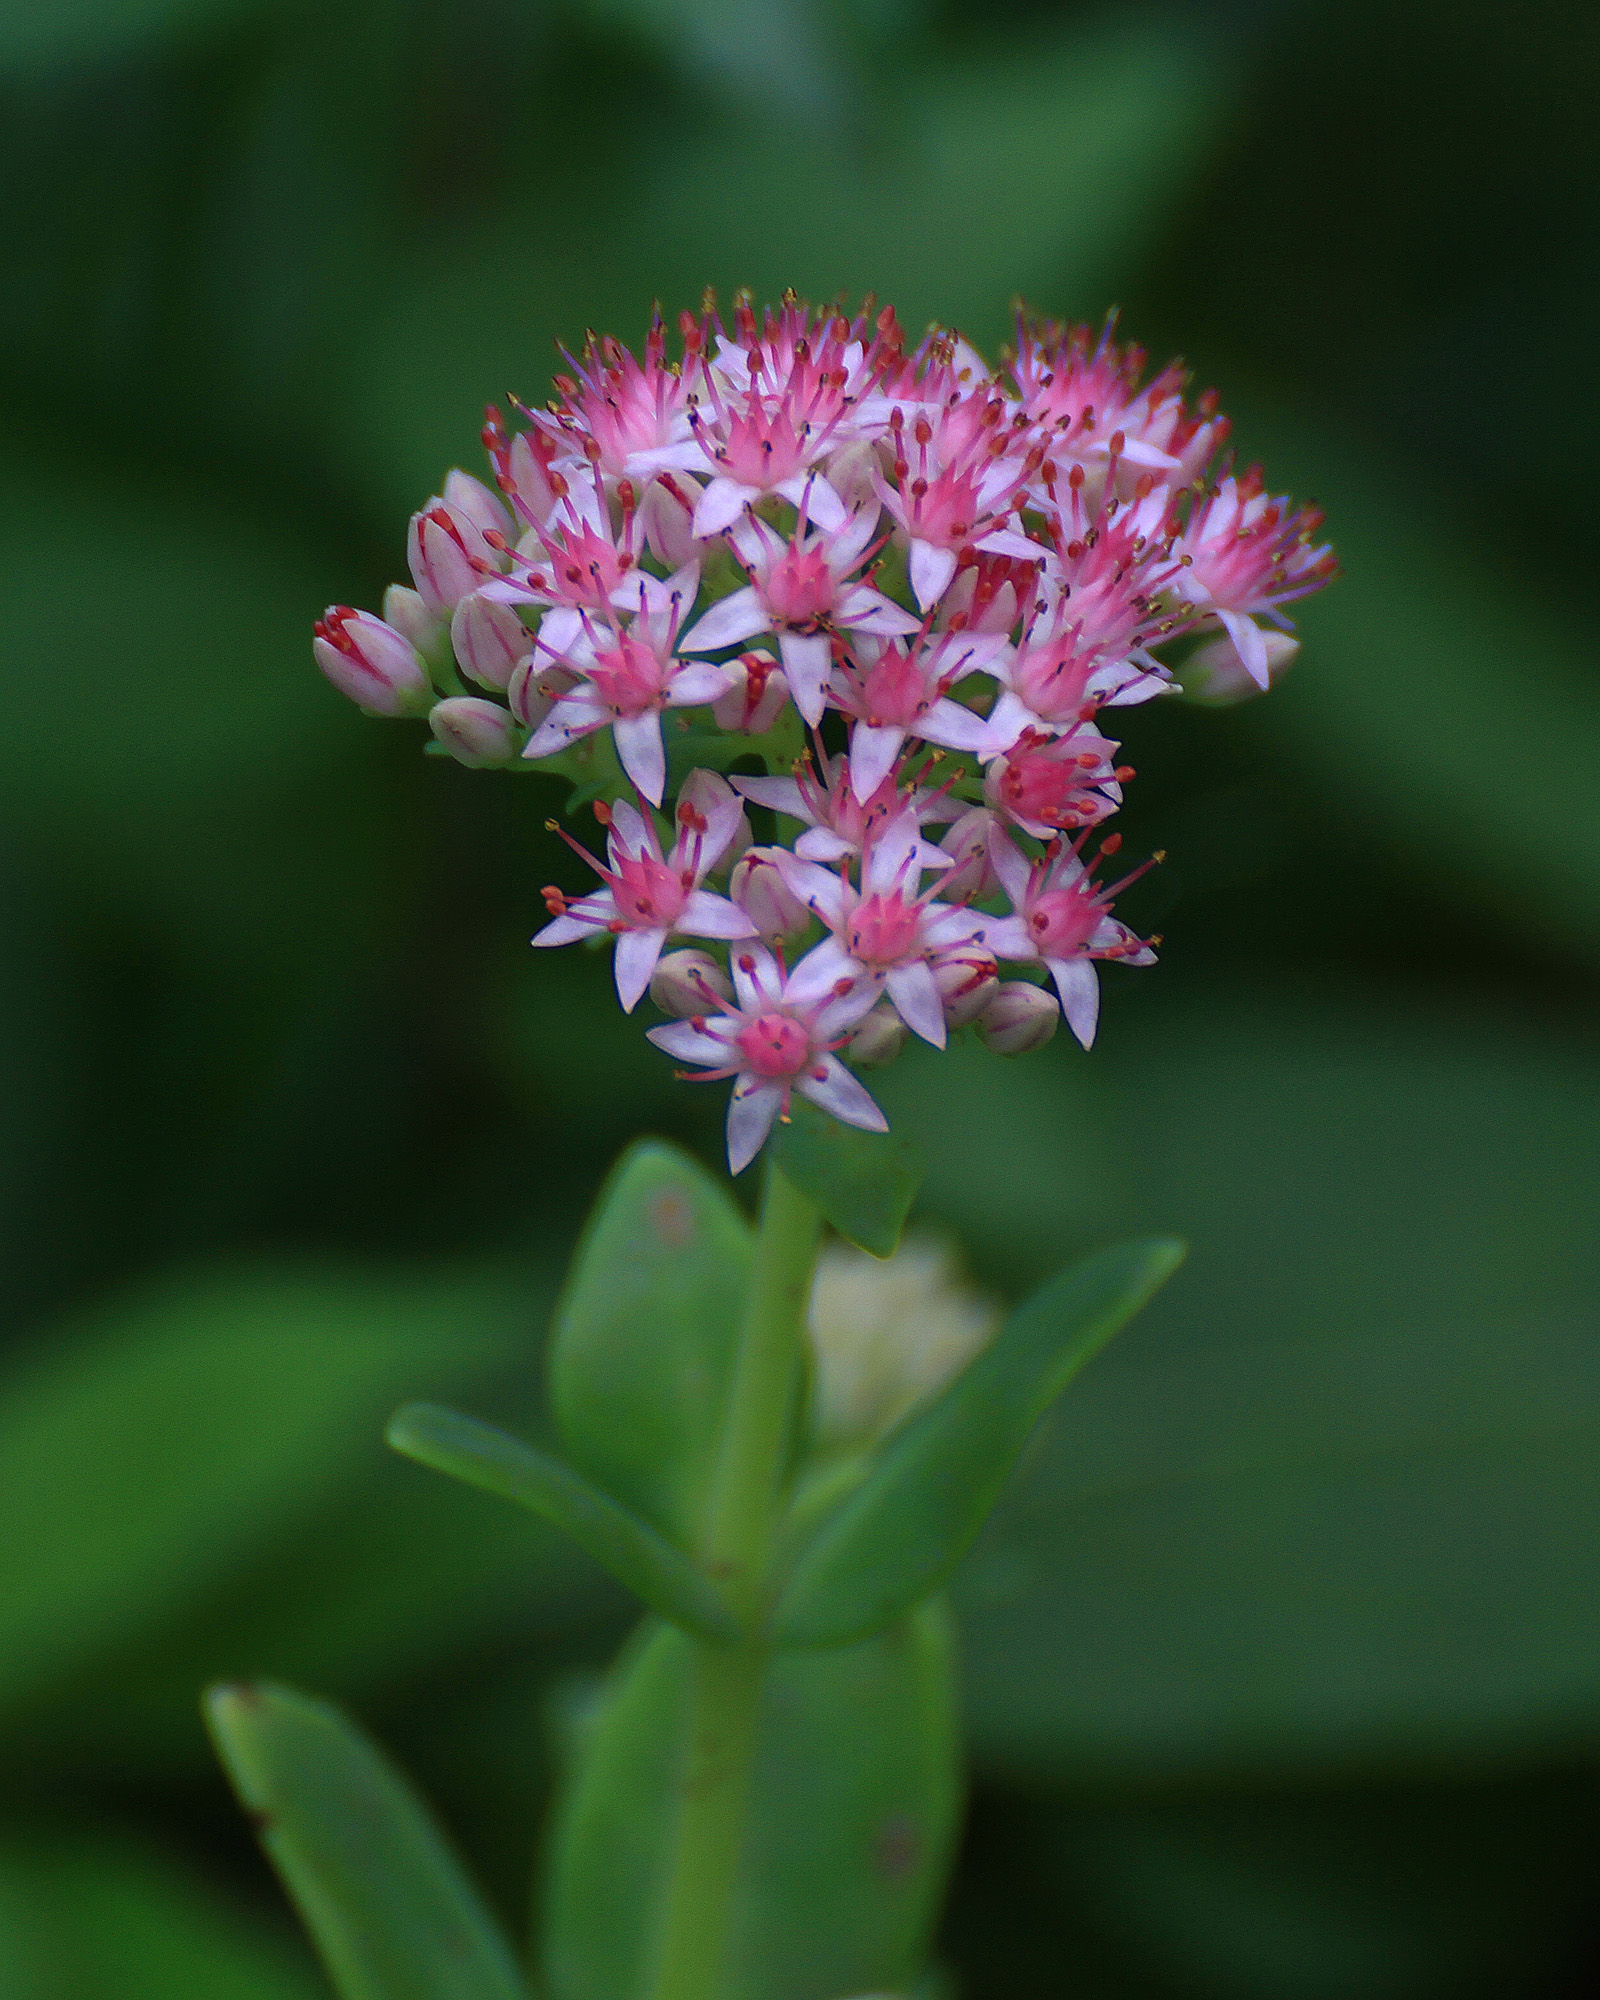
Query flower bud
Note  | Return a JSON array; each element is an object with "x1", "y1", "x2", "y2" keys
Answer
[
  {"x1": 731, "y1": 847, "x2": 812, "y2": 941},
  {"x1": 442, "y1": 468, "x2": 511, "y2": 545},
  {"x1": 312, "y1": 606, "x2": 433, "y2": 717},
  {"x1": 1179, "y1": 626, "x2": 1299, "y2": 705},
  {"x1": 428, "y1": 696, "x2": 518, "y2": 767},
  {"x1": 846, "y1": 1004, "x2": 909, "y2": 1068},
  {"x1": 451, "y1": 591, "x2": 532, "y2": 691},
  {"x1": 641, "y1": 472, "x2": 702, "y2": 569},
  {"x1": 507, "y1": 657, "x2": 576, "y2": 733},
  {"x1": 932, "y1": 948, "x2": 999, "y2": 1028},
  {"x1": 381, "y1": 582, "x2": 445, "y2": 662},
  {"x1": 408, "y1": 499, "x2": 496, "y2": 615},
  {"x1": 711, "y1": 651, "x2": 789, "y2": 734},
  {"x1": 977, "y1": 980, "x2": 1059, "y2": 1055},
  {"x1": 649, "y1": 949, "x2": 734, "y2": 1018},
  {"x1": 936, "y1": 807, "x2": 1002, "y2": 902}
]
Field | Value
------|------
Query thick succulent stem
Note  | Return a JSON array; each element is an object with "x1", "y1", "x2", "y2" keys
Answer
[{"x1": 647, "y1": 1160, "x2": 822, "y2": 2000}]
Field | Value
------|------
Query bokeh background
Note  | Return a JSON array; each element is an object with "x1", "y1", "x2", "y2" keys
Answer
[{"x1": 3, "y1": 0, "x2": 1599, "y2": 1991}]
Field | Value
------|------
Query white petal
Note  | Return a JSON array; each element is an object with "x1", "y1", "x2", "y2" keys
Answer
[
  {"x1": 666, "y1": 661, "x2": 740, "y2": 706},
  {"x1": 863, "y1": 808, "x2": 923, "y2": 896},
  {"x1": 648, "y1": 1018, "x2": 736, "y2": 1065},
  {"x1": 784, "y1": 933, "x2": 858, "y2": 1004},
  {"x1": 885, "y1": 961, "x2": 947, "y2": 1047},
  {"x1": 847, "y1": 723, "x2": 904, "y2": 802},
  {"x1": 531, "y1": 908, "x2": 601, "y2": 947},
  {"x1": 777, "y1": 630, "x2": 833, "y2": 726},
  {"x1": 727, "y1": 1080, "x2": 783, "y2": 1175},
  {"x1": 680, "y1": 587, "x2": 767, "y2": 654},
  {"x1": 1219, "y1": 608, "x2": 1272, "y2": 689},
  {"x1": 729, "y1": 943, "x2": 781, "y2": 1012},
  {"x1": 681, "y1": 890, "x2": 758, "y2": 939},
  {"x1": 837, "y1": 588, "x2": 922, "y2": 637},
  {"x1": 795, "y1": 1055, "x2": 889, "y2": 1133},
  {"x1": 1049, "y1": 955, "x2": 1101, "y2": 1047},
  {"x1": 778, "y1": 474, "x2": 846, "y2": 531},
  {"x1": 908, "y1": 540, "x2": 959, "y2": 609},
  {"x1": 732, "y1": 772, "x2": 809, "y2": 817},
  {"x1": 522, "y1": 696, "x2": 607, "y2": 761},
  {"x1": 986, "y1": 823, "x2": 1033, "y2": 905},
  {"x1": 983, "y1": 914, "x2": 1036, "y2": 961},
  {"x1": 773, "y1": 850, "x2": 850, "y2": 922},
  {"x1": 919, "y1": 697, "x2": 997, "y2": 755},
  {"x1": 614, "y1": 927, "x2": 667, "y2": 1012},
  {"x1": 794, "y1": 826, "x2": 855, "y2": 864},
  {"x1": 607, "y1": 798, "x2": 654, "y2": 856},
  {"x1": 692, "y1": 477, "x2": 756, "y2": 539},
  {"x1": 612, "y1": 712, "x2": 666, "y2": 805}
]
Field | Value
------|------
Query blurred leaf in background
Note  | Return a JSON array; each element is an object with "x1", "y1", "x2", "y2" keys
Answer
[{"x1": 1, "y1": 0, "x2": 1598, "y2": 1993}]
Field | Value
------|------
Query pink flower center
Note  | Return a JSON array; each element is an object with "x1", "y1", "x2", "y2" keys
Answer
[
  {"x1": 857, "y1": 646, "x2": 928, "y2": 727},
  {"x1": 611, "y1": 851, "x2": 687, "y2": 929},
  {"x1": 1013, "y1": 640, "x2": 1095, "y2": 723},
  {"x1": 763, "y1": 543, "x2": 837, "y2": 625},
  {"x1": 998, "y1": 739, "x2": 1103, "y2": 828},
  {"x1": 588, "y1": 634, "x2": 665, "y2": 715},
  {"x1": 1027, "y1": 886, "x2": 1101, "y2": 958},
  {"x1": 846, "y1": 890, "x2": 922, "y2": 967},
  {"x1": 735, "y1": 1011, "x2": 813, "y2": 1077},
  {"x1": 714, "y1": 408, "x2": 809, "y2": 489}
]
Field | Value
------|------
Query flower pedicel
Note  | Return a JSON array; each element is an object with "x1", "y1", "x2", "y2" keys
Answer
[{"x1": 315, "y1": 294, "x2": 1337, "y2": 1172}]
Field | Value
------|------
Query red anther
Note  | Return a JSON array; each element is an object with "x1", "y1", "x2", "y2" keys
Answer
[
  {"x1": 540, "y1": 886, "x2": 568, "y2": 915},
  {"x1": 914, "y1": 417, "x2": 932, "y2": 446},
  {"x1": 592, "y1": 799, "x2": 612, "y2": 827},
  {"x1": 548, "y1": 471, "x2": 569, "y2": 499},
  {"x1": 1109, "y1": 429, "x2": 1126, "y2": 455},
  {"x1": 910, "y1": 477, "x2": 928, "y2": 498},
  {"x1": 1069, "y1": 464, "x2": 1085, "y2": 489},
  {"x1": 1099, "y1": 832, "x2": 1123, "y2": 857},
  {"x1": 737, "y1": 954, "x2": 756, "y2": 973},
  {"x1": 1114, "y1": 764, "x2": 1136, "y2": 781}
]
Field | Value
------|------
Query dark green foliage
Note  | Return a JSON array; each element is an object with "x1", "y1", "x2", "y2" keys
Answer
[{"x1": 769, "y1": 1096, "x2": 922, "y2": 1258}]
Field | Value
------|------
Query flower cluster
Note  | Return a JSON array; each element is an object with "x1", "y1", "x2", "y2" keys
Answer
[{"x1": 314, "y1": 295, "x2": 1335, "y2": 1172}]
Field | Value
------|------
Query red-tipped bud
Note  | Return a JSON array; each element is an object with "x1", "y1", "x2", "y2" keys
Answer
[
  {"x1": 711, "y1": 652, "x2": 789, "y2": 734},
  {"x1": 730, "y1": 848, "x2": 812, "y2": 941},
  {"x1": 442, "y1": 468, "x2": 511, "y2": 544},
  {"x1": 312, "y1": 607, "x2": 432, "y2": 717},
  {"x1": 451, "y1": 591, "x2": 532, "y2": 692},
  {"x1": 407, "y1": 488, "x2": 507, "y2": 615},
  {"x1": 936, "y1": 807, "x2": 1002, "y2": 903},
  {"x1": 977, "y1": 981, "x2": 1059, "y2": 1055},
  {"x1": 649, "y1": 949, "x2": 735, "y2": 1018},
  {"x1": 847, "y1": 1004, "x2": 910, "y2": 1068},
  {"x1": 506, "y1": 658, "x2": 575, "y2": 734},
  {"x1": 428, "y1": 697, "x2": 518, "y2": 767}
]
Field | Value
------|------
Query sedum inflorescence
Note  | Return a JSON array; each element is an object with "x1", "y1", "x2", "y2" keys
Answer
[{"x1": 314, "y1": 293, "x2": 1336, "y2": 1173}]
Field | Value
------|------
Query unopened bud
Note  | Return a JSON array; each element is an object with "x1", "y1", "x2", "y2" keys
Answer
[
  {"x1": 429, "y1": 697, "x2": 518, "y2": 767},
  {"x1": 640, "y1": 472, "x2": 702, "y2": 570},
  {"x1": 442, "y1": 468, "x2": 511, "y2": 545},
  {"x1": 381, "y1": 583, "x2": 445, "y2": 662},
  {"x1": 649, "y1": 949, "x2": 734, "y2": 1018},
  {"x1": 731, "y1": 847, "x2": 812, "y2": 940},
  {"x1": 936, "y1": 807, "x2": 1002, "y2": 902},
  {"x1": 408, "y1": 496, "x2": 502, "y2": 615},
  {"x1": 977, "y1": 980, "x2": 1059, "y2": 1055},
  {"x1": 1180, "y1": 627, "x2": 1299, "y2": 705},
  {"x1": 932, "y1": 949, "x2": 999, "y2": 1028},
  {"x1": 846, "y1": 1005, "x2": 909, "y2": 1068},
  {"x1": 507, "y1": 657, "x2": 575, "y2": 733},
  {"x1": 711, "y1": 652, "x2": 789, "y2": 734},
  {"x1": 451, "y1": 591, "x2": 532, "y2": 691},
  {"x1": 312, "y1": 606, "x2": 433, "y2": 717}
]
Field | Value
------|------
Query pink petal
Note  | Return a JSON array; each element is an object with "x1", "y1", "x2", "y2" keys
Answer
[
  {"x1": 614, "y1": 927, "x2": 668, "y2": 1012},
  {"x1": 523, "y1": 696, "x2": 607, "y2": 761},
  {"x1": 681, "y1": 890, "x2": 759, "y2": 939},
  {"x1": 693, "y1": 477, "x2": 755, "y2": 539},
  {"x1": 777, "y1": 631, "x2": 833, "y2": 726},
  {"x1": 680, "y1": 587, "x2": 767, "y2": 654},
  {"x1": 847, "y1": 723, "x2": 904, "y2": 802},
  {"x1": 648, "y1": 1018, "x2": 736, "y2": 1065},
  {"x1": 908, "y1": 540, "x2": 959, "y2": 609},
  {"x1": 1049, "y1": 955, "x2": 1101, "y2": 1048},
  {"x1": 1219, "y1": 608, "x2": 1272, "y2": 689}
]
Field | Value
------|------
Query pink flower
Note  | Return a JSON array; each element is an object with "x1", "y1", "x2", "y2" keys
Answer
[
  {"x1": 533, "y1": 773, "x2": 755, "y2": 1010},
  {"x1": 1168, "y1": 470, "x2": 1338, "y2": 687},
  {"x1": 1007, "y1": 311, "x2": 1192, "y2": 491},
  {"x1": 521, "y1": 565, "x2": 736, "y2": 804},
  {"x1": 829, "y1": 630, "x2": 1008, "y2": 799},
  {"x1": 312, "y1": 607, "x2": 433, "y2": 716},
  {"x1": 488, "y1": 469, "x2": 646, "y2": 616},
  {"x1": 647, "y1": 942, "x2": 886, "y2": 1173},
  {"x1": 539, "y1": 314, "x2": 698, "y2": 485},
  {"x1": 984, "y1": 724, "x2": 1129, "y2": 837},
  {"x1": 733, "y1": 750, "x2": 950, "y2": 870},
  {"x1": 773, "y1": 809, "x2": 990, "y2": 1048},
  {"x1": 872, "y1": 400, "x2": 1045, "y2": 608},
  {"x1": 680, "y1": 509, "x2": 918, "y2": 724},
  {"x1": 985, "y1": 827, "x2": 1158, "y2": 1048}
]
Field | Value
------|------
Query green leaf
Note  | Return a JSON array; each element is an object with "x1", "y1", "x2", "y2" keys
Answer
[
  {"x1": 769, "y1": 1096, "x2": 922, "y2": 1259},
  {"x1": 774, "y1": 1240, "x2": 1185, "y2": 1646},
  {"x1": 0, "y1": 1831, "x2": 322, "y2": 2000},
  {"x1": 0, "y1": 1263, "x2": 517, "y2": 1731},
  {"x1": 548, "y1": 1140, "x2": 751, "y2": 1547},
  {"x1": 0, "y1": 0, "x2": 281, "y2": 73},
  {"x1": 541, "y1": 1606, "x2": 961, "y2": 2000},
  {"x1": 387, "y1": 1402, "x2": 741, "y2": 1644},
  {"x1": 205, "y1": 1682, "x2": 527, "y2": 2000}
]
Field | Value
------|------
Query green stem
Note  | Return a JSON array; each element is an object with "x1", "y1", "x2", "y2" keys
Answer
[{"x1": 647, "y1": 1160, "x2": 822, "y2": 2000}]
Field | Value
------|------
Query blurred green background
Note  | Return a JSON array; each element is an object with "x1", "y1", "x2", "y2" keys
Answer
[{"x1": 3, "y1": 0, "x2": 1598, "y2": 1992}]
